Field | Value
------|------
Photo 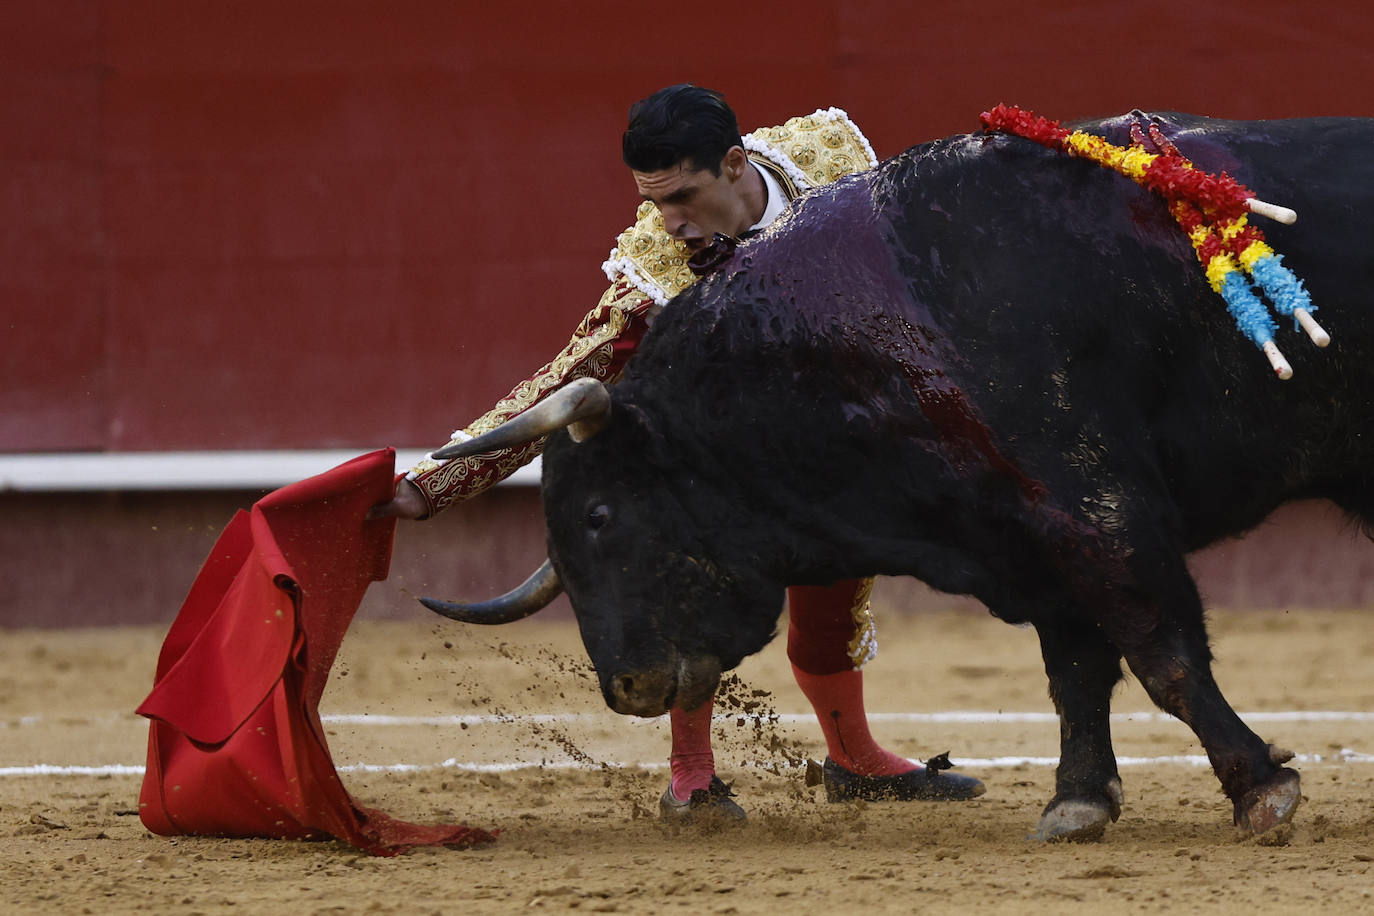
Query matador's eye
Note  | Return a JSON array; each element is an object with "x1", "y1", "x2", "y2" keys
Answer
[{"x1": 587, "y1": 505, "x2": 611, "y2": 530}]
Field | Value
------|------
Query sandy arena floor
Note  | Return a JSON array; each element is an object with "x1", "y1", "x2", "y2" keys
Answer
[{"x1": 4, "y1": 604, "x2": 1374, "y2": 914}]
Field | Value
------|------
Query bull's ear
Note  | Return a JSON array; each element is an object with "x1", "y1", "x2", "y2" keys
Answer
[{"x1": 612, "y1": 402, "x2": 680, "y2": 466}]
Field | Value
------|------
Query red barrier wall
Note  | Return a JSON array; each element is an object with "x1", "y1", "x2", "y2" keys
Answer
[
  {"x1": 5, "y1": 3, "x2": 1374, "y2": 628},
  {"x1": 6, "y1": 0, "x2": 1373, "y2": 452}
]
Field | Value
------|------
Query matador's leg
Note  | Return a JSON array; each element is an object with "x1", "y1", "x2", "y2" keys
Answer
[
  {"x1": 658, "y1": 699, "x2": 747, "y2": 824},
  {"x1": 788, "y1": 579, "x2": 985, "y2": 802}
]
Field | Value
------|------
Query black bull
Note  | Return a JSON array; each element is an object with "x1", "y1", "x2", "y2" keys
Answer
[{"x1": 425, "y1": 112, "x2": 1374, "y2": 840}]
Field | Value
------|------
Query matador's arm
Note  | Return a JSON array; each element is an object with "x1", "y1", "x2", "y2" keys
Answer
[{"x1": 404, "y1": 279, "x2": 655, "y2": 518}]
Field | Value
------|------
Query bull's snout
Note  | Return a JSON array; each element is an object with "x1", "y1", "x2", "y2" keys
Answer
[
  {"x1": 608, "y1": 668, "x2": 677, "y2": 717},
  {"x1": 603, "y1": 654, "x2": 723, "y2": 718}
]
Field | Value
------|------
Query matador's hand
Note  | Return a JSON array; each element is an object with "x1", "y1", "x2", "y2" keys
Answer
[{"x1": 367, "y1": 478, "x2": 428, "y2": 520}]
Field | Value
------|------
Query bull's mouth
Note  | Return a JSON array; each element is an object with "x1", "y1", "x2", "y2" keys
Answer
[{"x1": 605, "y1": 654, "x2": 722, "y2": 718}]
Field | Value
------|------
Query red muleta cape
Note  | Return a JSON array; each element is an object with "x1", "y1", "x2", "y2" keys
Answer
[{"x1": 136, "y1": 448, "x2": 495, "y2": 856}]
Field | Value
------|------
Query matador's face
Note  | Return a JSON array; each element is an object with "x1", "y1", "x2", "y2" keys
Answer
[{"x1": 632, "y1": 145, "x2": 756, "y2": 254}]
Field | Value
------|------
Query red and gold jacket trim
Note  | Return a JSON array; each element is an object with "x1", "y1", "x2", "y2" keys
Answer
[{"x1": 406, "y1": 279, "x2": 652, "y2": 515}]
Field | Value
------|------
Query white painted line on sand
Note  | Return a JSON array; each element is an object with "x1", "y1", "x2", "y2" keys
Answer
[
  {"x1": 4, "y1": 708, "x2": 1370, "y2": 777},
  {"x1": 0, "y1": 764, "x2": 148, "y2": 777}
]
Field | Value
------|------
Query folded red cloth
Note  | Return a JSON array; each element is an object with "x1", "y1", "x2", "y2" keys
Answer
[{"x1": 136, "y1": 448, "x2": 495, "y2": 855}]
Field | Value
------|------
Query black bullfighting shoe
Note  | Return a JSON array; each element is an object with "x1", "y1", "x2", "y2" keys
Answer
[
  {"x1": 822, "y1": 756, "x2": 986, "y2": 802},
  {"x1": 658, "y1": 776, "x2": 747, "y2": 825}
]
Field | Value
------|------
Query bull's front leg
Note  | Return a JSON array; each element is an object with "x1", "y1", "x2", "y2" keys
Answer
[{"x1": 1033, "y1": 619, "x2": 1125, "y2": 841}]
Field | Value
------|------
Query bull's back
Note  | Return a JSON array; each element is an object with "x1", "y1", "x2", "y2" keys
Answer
[{"x1": 885, "y1": 114, "x2": 1374, "y2": 544}]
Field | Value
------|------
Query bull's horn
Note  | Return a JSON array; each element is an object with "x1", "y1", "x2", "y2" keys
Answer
[
  {"x1": 418, "y1": 559, "x2": 563, "y2": 624},
  {"x1": 432, "y1": 378, "x2": 610, "y2": 460}
]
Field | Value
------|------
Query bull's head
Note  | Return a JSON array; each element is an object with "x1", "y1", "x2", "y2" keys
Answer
[{"x1": 420, "y1": 379, "x2": 785, "y2": 717}]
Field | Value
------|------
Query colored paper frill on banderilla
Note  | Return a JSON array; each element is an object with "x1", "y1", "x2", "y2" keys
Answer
[{"x1": 135, "y1": 447, "x2": 495, "y2": 856}]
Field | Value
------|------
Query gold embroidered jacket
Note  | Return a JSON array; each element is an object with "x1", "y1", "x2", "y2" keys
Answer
[{"x1": 407, "y1": 108, "x2": 878, "y2": 517}]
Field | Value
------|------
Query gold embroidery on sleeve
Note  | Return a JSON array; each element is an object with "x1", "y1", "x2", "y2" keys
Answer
[
  {"x1": 410, "y1": 283, "x2": 653, "y2": 514},
  {"x1": 846, "y1": 577, "x2": 879, "y2": 669}
]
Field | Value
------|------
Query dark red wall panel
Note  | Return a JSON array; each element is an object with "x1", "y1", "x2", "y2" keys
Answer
[
  {"x1": 4, "y1": 494, "x2": 1371, "y2": 629},
  {"x1": 4, "y1": 1, "x2": 1373, "y2": 452},
  {"x1": 5, "y1": 2, "x2": 1374, "y2": 627},
  {"x1": 0, "y1": 2, "x2": 106, "y2": 448}
]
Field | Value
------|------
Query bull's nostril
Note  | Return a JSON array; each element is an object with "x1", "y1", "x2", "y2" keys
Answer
[{"x1": 606, "y1": 668, "x2": 676, "y2": 717}]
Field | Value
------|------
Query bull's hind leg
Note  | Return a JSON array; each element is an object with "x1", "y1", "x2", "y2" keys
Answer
[
  {"x1": 1102, "y1": 553, "x2": 1301, "y2": 836},
  {"x1": 1033, "y1": 620, "x2": 1126, "y2": 841}
]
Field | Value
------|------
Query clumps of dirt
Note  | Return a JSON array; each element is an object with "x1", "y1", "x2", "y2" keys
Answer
[
  {"x1": 432, "y1": 632, "x2": 662, "y2": 812},
  {"x1": 712, "y1": 672, "x2": 811, "y2": 776},
  {"x1": 1252, "y1": 823, "x2": 1294, "y2": 847},
  {"x1": 419, "y1": 627, "x2": 824, "y2": 820},
  {"x1": 1068, "y1": 865, "x2": 1146, "y2": 879},
  {"x1": 538, "y1": 713, "x2": 589, "y2": 757},
  {"x1": 510, "y1": 640, "x2": 598, "y2": 686},
  {"x1": 755, "y1": 797, "x2": 866, "y2": 842},
  {"x1": 437, "y1": 627, "x2": 599, "y2": 702}
]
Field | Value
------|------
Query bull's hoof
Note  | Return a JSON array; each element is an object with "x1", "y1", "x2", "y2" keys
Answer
[
  {"x1": 1033, "y1": 800, "x2": 1112, "y2": 842},
  {"x1": 1234, "y1": 767, "x2": 1301, "y2": 836},
  {"x1": 1032, "y1": 779, "x2": 1123, "y2": 843}
]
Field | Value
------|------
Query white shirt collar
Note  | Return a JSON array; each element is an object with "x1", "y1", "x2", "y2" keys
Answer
[{"x1": 748, "y1": 161, "x2": 787, "y2": 233}]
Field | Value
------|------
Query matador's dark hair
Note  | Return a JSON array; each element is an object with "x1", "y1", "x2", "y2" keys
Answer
[{"x1": 622, "y1": 84, "x2": 743, "y2": 176}]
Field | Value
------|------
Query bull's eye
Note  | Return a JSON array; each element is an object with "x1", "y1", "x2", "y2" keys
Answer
[{"x1": 587, "y1": 504, "x2": 611, "y2": 530}]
